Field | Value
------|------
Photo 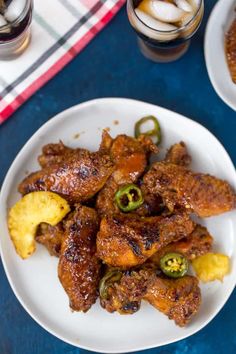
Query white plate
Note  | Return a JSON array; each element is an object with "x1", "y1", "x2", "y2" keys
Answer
[
  {"x1": 0, "y1": 98, "x2": 236, "y2": 353},
  {"x1": 204, "y1": 0, "x2": 236, "y2": 111}
]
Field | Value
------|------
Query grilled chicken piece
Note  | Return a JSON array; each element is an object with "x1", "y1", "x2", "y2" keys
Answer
[
  {"x1": 36, "y1": 222, "x2": 64, "y2": 257},
  {"x1": 38, "y1": 141, "x2": 86, "y2": 168},
  {"x1": 144, "y1": 162, "x2": 236, "y2": 217},
  {"x1": 101, "y1": 269, "x2": 201, "y2": 327},
  {"x1": 165, "y1": 141, "x2": 191, "y2": 167},
  {"x1": 147, "y1": 224, "x2": 213, "y2": 268},
  {"x1": 144, "y1": 274, "x2": 201, "y2": 327},
  {"x1": 58, "y1": 205, "x2": 100, "y2": 312},
  {"x1": 96, "y1": 131, "x2": 158, "y2": 217},
  {"x1": 225, "y1": 18, "x2": 236, "y2": 83},
  {"x1": 18, "y1": 150, "x2": 114, "y2": 203},
  {"x1": 96, "y1": 213, "x2": 195, "y2": 268},
  {"x1": 136, "y1": 141, "x2": 191, "y2": 217}
]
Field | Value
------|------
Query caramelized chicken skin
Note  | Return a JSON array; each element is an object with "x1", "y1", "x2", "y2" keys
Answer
[
  {"x1": 144, "y1": 162, "x2": 236, "y2": 217},
  {"x1": 58, "y1": 205, "x2": 100, "y2": 312},
  {"x1": 144, "y1": 274, "x2": 201, "y2": 327},
  {"x1": 101, "y1": 269, "x2": 201, "y2": 327},
  {"x1": 165, "y1": 141, "x2": 191, "y2": 167},
  {"x1": 147, "y1": 224, "x2": 213, "y2": 268},
  {"x1": 19, "y1": 150, "x2": 114, "y2": 203},
  {"x1": 96, "y1": 213, "x2": 195, "y2": 268},
  {"x1": 36, "y1": 222, "x2": 64, "y2": 257},
  {"x1": 38, "y1": 141, "x2": 86, "y2": 168},
  {"x1": 96, "y1": 132, "x2": 158, "y2": 216}
]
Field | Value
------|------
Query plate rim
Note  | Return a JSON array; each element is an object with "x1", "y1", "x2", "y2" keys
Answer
[
  {"x1": 204, "y1": 0, "x2": 236, "y2": 111},
  {"x1": 0, "y1": 97, "x2": 236, "y2": 353}
]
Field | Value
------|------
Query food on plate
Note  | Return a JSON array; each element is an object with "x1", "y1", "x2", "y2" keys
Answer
[
  {"x1": 100, "y1": 268, "x2": 201, "y2": 327},
  {"x1": 96, "y1": 131, "x2": 157, "y2": 217},
  {"x1": 36, "y1": 222, "x2": 64, "y2": 257},
  {"x1": 225, "y1": 18, "x2": 236, "y2": 84},
  {"x1": 143, "y1": 162, "x2": 236, "y2": 217},
  {"x1": 58, "y1": 205, "x2": 100, "y2": 312},
  {"x1": 147, "y1": 224, "x2": 213, "y2": 266},
  {"x1": 114, "y1": 184, "x2": 144, "y2": 212},
  {"x1": 159, "y1": 252, "x2": 189, "y2": 278},
  {"x1": 8, "y1": 115, "x2": 235, "y2": 326},
  {"x1": 8, "y1": 191, "x2": 70, "y2": 259},
  {"x1": 96, "y1": 213, "x2": 194, "y2": 268},
  {"x1": 165, "y1": 141, "x2": 191, "y2": 167},
  {"x1": 134, "y1": 115, "x2": 161, "y2": 145},
  {"x1": 192, "y1": 253, "x2": 230, "y2": 282},
  {"x1": 18, "y1": 150, "x2": 114, "y2": 203}
]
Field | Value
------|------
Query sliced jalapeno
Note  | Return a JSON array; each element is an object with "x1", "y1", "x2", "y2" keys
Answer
[
  {"x1": 99, "y1": 269, "x2": 123, "y2": 300},
  {"x1": 115, "y1": 184, "x2": 143, "y2": 212},
  {"x1": 160, "y1": 252, "x2": 188, "y2": 278},
  {"x1": 135, "y1": 115, "x2": 161, "y2": 145}
]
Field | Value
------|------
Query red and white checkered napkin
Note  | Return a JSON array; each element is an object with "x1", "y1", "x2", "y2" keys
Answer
[{"x1": 0, "y1": 0, "x2": 125, "y2": 123}]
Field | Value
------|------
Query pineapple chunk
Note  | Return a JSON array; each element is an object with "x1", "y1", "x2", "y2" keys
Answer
[
  {"x1": 8, "y1": 192, "x2": 70, "y2": 259},
  {"x1": 192, "y1": 253, "x2": 230, "y2": 282}
]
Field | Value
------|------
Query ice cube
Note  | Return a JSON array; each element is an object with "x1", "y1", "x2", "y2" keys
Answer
[
  {"x1": 150, "y1": 0, "x2": 187, "y2": 23},
  {"x1": 4, "y1": 0, "x2": 26, "y2": 22},
  {"x1": 134, "y1": 8, "x2": 179, "y2": 40},
  {"x1": 0, "y1": 14, "x2": 7, "y2": 27},
  {"x1": 175, "y1": 0, "x2": 192, "y2": 12}
]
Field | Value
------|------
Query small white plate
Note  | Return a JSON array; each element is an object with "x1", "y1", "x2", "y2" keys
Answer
[
  {"x1": 0, "y1": 98, "x2": 236, "y2": 353},
  {"x1": 205, "y1": 0, "x2": 236, "y2": 111}
]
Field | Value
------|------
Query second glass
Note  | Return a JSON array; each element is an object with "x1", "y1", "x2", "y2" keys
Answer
[
  {"x1": 0, "y1": 0, "x2": 33, "y2": 60},
  {"x1": 127, "y1": 0, "x2": 204, "y2": 63}
]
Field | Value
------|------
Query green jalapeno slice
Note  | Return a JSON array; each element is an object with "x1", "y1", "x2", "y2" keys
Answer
[
  {"x1": 115, "y1": 184, "x2": 143, "y2": 212},
  {"x1": 134, "y1": 115, "x2": 161, "y2": 145},
  {"x1": 160, "y1": 252, "x2": 189, "y2": 278},
  {"x1": 99, "y1": 270, "x2": 123, "y2": 300}
]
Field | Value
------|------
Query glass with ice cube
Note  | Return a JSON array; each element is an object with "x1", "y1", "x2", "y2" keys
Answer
[
  {"x1": 127, "y1": 0, "x2": 204, "y2": 62},
  {"x1": 0, "y1": 0, "x2": 33, "y2": 59}
]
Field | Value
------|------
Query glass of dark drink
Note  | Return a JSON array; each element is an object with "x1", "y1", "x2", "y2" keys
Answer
[
  {"x1": 0, "y1": 0, "x2": 33, "y2": 59},
  {"x1": 127, "y1": 0, "x2": 204, "y2": 62}
]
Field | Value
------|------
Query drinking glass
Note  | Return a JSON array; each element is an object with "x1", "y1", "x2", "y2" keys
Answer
[
  {"x1": 127, "y1": 0, "x2": 204, "y2": 62},
  {"x1": 0, "y1": 0, "x2": 33, "y2": 60}
]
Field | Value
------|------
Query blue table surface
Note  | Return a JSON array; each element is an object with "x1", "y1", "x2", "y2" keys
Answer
[{"x1": 1, "y1": 1, "x2": 236, "y2": 353}]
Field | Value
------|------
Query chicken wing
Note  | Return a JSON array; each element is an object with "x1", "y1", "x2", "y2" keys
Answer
[
  {"x1": 96, "y1": 132, "x2": 158, "y2": 216},
  {"x1": 144, "y1": 274, "x2": 201, "y2": 327},
  {"x1": 165, "y1": 141, "x2": 191, "y2": 167},
  {"x1": 96, "y1": 213, "x2": 195, "y2": 268},
  {"x1": 38, "y1": 141, "x2": 86, "y2": 168},
  {"x1": 147, "y1": 224, "x2": 213, "y2": 268},
  {"x1": 19, "y1": 150, "x2": 114, "y2": 203},
  {"x1": 101, "y1": 269, "x2": 201, "y2": 327},
  {"x1": 58, "y1": 205, "x2": 100, "y2": 312},
  {"x1": 36, "y1": 222, "x2": 64, "y2": 257},
  {"x1": 143, "y1": 162, "x2": 236, "y2": 217}
]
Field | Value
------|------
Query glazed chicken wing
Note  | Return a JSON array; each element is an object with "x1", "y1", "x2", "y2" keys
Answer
[
  {"x1": 101, "y1": 269, "x2": 201, "y2": 327},
  {"x1": 165, "y1": 141, "x2": 191, "y2": 167},
  {"x1": 58, "y1": 205, "x2": 100, "y2": 312},
  {"x1": 147, "y1": 224, "x2": 213, "y2": 268},
  {"x1": 96, "y1": 213, "x2": 195, "y2": 268},
  {"x1": 38, "y1": 141, "x2": 86, "y2": 168},
  {"x1": 96, "y1": 131, "x2": 158, "y2": 216},
  {"x1": 144, "y1": 162, "x2": 236, "y2": 217},
  {"x1": 144, "y1": 274, "x2": 201, "y2": 327},
  {"x1": 36, "y1": 222, "x2": 64, "y2": 257},
  {"x1": 19, "y1": 150, "x2": 114, "y2": 203}
]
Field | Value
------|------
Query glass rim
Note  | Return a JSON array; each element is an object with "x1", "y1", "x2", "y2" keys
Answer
[
  {"x1": 128, "y1": 0, "x2": 204, "y2": 34},
  {"x1": 0, "y1": 0, "x2": 33, "y2": 31}
]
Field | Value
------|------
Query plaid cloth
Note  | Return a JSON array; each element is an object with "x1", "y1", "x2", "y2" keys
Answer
[{"x1": 0, "y1": 0, "x2": 125, "y2": 123}]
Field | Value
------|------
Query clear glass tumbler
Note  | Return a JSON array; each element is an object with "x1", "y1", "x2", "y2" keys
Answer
[
  {"x1": 0, "y1": 0, "x2": 33, "y2": 60},
  {"x1": 127, "y1": 0, "x2": 204, "y2": 63}
]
